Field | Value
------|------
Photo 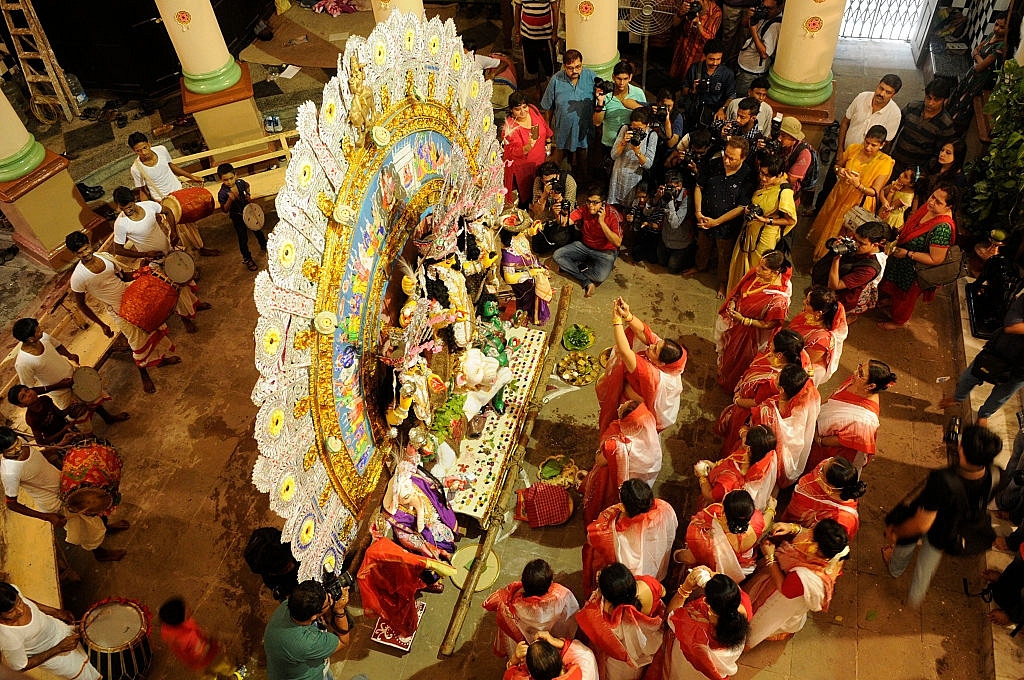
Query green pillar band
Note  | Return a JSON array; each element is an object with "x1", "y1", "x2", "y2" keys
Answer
[
  {"x1": 585, "y1": 52, "x2": 621, "y2": 81},
  {"x1": 0, "y1": 135, "x2": 46, "y2": 182},
  {"x1": 767, "y1": 68, "x2": 834, "y2": 107},
  {"x1": 182, "y1": 56, "x2": 242, "y2": 95}
]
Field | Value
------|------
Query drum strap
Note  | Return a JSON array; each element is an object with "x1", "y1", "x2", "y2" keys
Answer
[{"x1": 132, "y1": 160, "x2": 165, "y2": 201}]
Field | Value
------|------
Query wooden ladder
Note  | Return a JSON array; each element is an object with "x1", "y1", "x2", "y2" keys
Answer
[{"x1": 0, "y1": 0, "x2": 78, "y2": 123}]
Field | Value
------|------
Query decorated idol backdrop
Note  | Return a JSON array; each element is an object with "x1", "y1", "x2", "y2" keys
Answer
[{"x1": 251, "y1": 11, "x2": 505, "y2": 580}]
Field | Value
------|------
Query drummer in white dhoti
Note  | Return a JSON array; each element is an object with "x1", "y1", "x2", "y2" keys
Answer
[
  {"x1": 127, "y1": 131, "x2": 220, "y2": 258},
  {"x1": 111, "y1": 187, "x2": 212, "y2": 334},
  {"x1": 0, "y1": 427, "x2": 127, "y2": 562},
  {"x1": 12, "y1": 317, "x2": 128, "y2": 426},
  {"x1": 0, "y1": 581, "x2": 101, "y2": 680},
  {"x1": 65, "y1": 231, "x2": 180, "y2": 395}
]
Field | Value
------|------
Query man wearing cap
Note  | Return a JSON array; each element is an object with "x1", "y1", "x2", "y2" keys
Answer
[{"x1": 777, "y1": 116, "x2": 816, "y2": 201}]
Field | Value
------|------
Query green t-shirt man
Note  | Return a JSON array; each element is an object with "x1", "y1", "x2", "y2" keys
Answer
[{"x1": 264, "y1": 600, "x2": 340, "y2": 680}]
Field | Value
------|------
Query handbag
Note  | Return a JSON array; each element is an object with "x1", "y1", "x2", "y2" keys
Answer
[
  {"x1": 915, "y1": 244, "x2": 967, "y2": 290},
  {"x1": 970, "y1": 345, "x2": 1015, "y2": 385},
  {"x1": 941, "y1": 467, "x2": 998, "y2": 556}
]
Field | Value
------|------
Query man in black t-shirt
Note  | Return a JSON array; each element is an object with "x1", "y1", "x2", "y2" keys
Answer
[
  {"x1": 885, "y1": 425, "x2": 1003, "y2": 607},
  {"x1": 693, "y1": 137, "x2": 756, "y2": 297}
]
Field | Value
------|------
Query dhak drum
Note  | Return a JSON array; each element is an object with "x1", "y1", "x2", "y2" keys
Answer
[
  {"x1": 161, "y1": 250, "x2": 195, "y2": 284},
  {"x1": 60, "y1": 439, "x2": 123, "y2": 516},
  {"x1": 119, "y1": 267, "x2": 179, "y2": 332},
  {"x1": 161, "y1": 186, "x2": 215, "y2": 225},
  {"x1": 243, "y1": 202, "x2": 265, "y2": 231},
  {"x1": 71, "y1": 366, "x2": 103, "y2": 403},
  {"x1": 81, "y1": 598, "x2": 153, "y2": 680}
]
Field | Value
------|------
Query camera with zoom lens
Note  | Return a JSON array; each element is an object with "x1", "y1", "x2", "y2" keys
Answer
[
  {"x1": 825, "y1": 236, "x2": 858, "y2": 256},
  {"x1": 594, "y1": 78, "x2": 612, "y2": 99},
  {"x1": 684, "y1": 0, "x2": 703, "y2": 20},
  {"x1": 322, "y1": 564, "x2": 355, "y2": 602},
  {"x1": 693, "y1": 78, "x2": 711, "y2": 95},
  {"x1": 546, "y1": 181, "x2": 565, "y2": 197},
  {"x1": 759, "y1": 136, "x2": 782, "y2": 156},
  {"x1": 720, "y1": 121, "x2": 740, "y2": 139},
  {"x1": 749, "y1": 3, "x2": 770, "y2": 23},
  {"x1": 629, "y1": 128, "x2": 648, "y2": 146},
  {"x1": 745, "y1": 204, "x2": 764, "y2": 219}
]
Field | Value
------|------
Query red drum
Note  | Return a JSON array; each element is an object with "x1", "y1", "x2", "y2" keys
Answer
[
  {"x1": 162, "y1": 186, "x2": 215, "y2": 224},
  {"x1": 119, "y1": 267, "x2": 179, "y2": 332},
  {"x1": 60, "y1": 439, "x2": 123, "y2": 516}
]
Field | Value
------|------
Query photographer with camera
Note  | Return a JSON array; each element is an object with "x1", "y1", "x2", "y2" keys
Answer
[
  {"x1": 711, "y1": 96, "x2": 762, "y2": 153},
  {"x1": 776, "y1": 116, "x2": 819, "y2": 202},
  {"x1": 670, "y1": 0, "x2": 722, "y2": 84},
  {"x1": 665, "y1": 128, "x2": 714, "y2": 188},
  {"x1": 656, "y1": 171, "x2": 696, "y2": 274},
  {"x1": 529, "y1": 162, "x2": 578, "y2": 254},
  {"x1": 263, "y1": 579, "x2": 350, "y2": 680},
  {"x1": 593, "y1": 61, "x2": 646, "y2": 162},
  {"x1": 607, "y1": 108, "x2": 658, "y2": 209},
  {"x1": 718, "y1": 77, "x2": 773, "y2": 136},
  {"x1": 682, "y1": 39, "x2": 735, "y2": 130},
  {"x1": 735, "y1": 0, "x2": 784, "y2": 97},
  {"x1": 810, "y1": 221, "x2": 896, "y2": 317},
  {"x1": 726, "y1": 153, "x2": 796, "y2": 293},
  {"x1": 649, "y1": 91, "x2": 686, "y2": 184}
]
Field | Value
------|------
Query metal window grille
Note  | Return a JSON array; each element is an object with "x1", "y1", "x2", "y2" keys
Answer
[{"x1": 840, "y1": 0, "x2": 927, "y2": 40}]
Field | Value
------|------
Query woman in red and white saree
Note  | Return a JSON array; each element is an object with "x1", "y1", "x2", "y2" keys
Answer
[
  {"x1": 779, "y1": 457, "x2": 866, "y2": 539},
  {"x1": 597, "y1": 298, "x2": 686, "y2": 435},
  {"x1": 646, "y1": 569, "x2": 751, "y2": 680},
  {"x1": 749, "y1": 365, "x2": 821, "y2": 486},
  {"x1": 745, "y1": 519, "x2": 850, "y2": 649},
  {"x1": 715, "y1": 329, "x2": 808, "y2": 456},
  {"x1": 806, "y1": 360, "x2": 897, "y2": 473},
  {"x1": 483, "y1": 559, "x2": 580, "y2": 658},
  {"x1": 580, "y1": 400, "x2": 662, "y2": 524},
  {"x1": 582, "y1": 480, "x2": 678, "y2": 596},
  {"x1": 715, "y1": 251, "x2": 792, "y2": 393},
  {"x1": 575, "y1": 563, "x2": 666, "y2": 680},
  {"x1": 696, "y1": 425, "x2": 779, "y2": 513},
  {"x1": 787, "y1": 287, "x2": 848, "y2": 387},
  {"x1": 503, "y1": 634, "x2": 599, "y2": 680},
  {"x1": 679, "y1": 490, "x2": 770, "y2": 584}
]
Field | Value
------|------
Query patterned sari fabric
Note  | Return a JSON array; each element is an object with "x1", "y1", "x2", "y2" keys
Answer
[
  {"x1": 705, "y1": 445, "x2": 779, "y2": 513},
  {"x1": 646, "y1": 591, "x2": 752, "y2": 680},
  {"x1": 805, "y1": 377, "x2": 879, "y2": 471},
  {"x1": 482, "y1": 581, "x2": 580, "y2": 658},
  {"x1": 779, "y1": 459, "x2": 860, "y2": 538},
  {"x1": 575, "y1": 576, "x2": 666, "y2": 680},
  {"x1": 714, "y1": 269, "x2": 792, "y2": 393},
  {"x1": 745, "y1": 531, "x2": 844, "y2": 648},
  {"x1": 788, "y1": 307, "x2": 848, "y2": 386},
  {"x1": 685, "y1": 503, "x2": 767, "y2": 583},
  {"x1": 808, "y1": 144, "x2": 894, "y2": 260}
]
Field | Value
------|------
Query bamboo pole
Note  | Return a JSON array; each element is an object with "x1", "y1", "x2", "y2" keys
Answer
[{"x1": 438, "y1": 284, "x2": 573, "y2": 657}]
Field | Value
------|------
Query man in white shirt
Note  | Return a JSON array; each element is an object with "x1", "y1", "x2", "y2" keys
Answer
[
  {"x1": 111, "y1": 186, "x2": 210, "y2": 333},
  {"x1": 11, "y1": 318, "x2": 127, "y2": 424},
  {"x1": 0, "y1": 427, "x2": 127, "y2": 561},
  {"x1": 735, "y1": 0, "x2": 784, "y2": 97},
  {"x1": 127, "y1": 132, "x2": 219, "y2": 257},
  {"x1": 814, "y1": 74, "x2": 903, "y2": 212},
  {"x1": 65, "y1": 230, "x2": 179, "y2": 394}
]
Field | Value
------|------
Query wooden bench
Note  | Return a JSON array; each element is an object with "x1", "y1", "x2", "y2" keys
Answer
[{"x1": 974, "y1": 90, "x2": 994, "y2": 144}]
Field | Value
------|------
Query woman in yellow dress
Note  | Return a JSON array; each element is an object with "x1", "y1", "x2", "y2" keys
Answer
[
  {"x1": 808, "y1": 125, "x2": 894, "y2": 261},
  {"x1": 727, "y1": 154, "x2": 797, "y2": 294}
]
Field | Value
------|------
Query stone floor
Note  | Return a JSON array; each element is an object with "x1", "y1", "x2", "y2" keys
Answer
[{"x1": 1, "y1": 9, "x2": 1021, "y2": 680}]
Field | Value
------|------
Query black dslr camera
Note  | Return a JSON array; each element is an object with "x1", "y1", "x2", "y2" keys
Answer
[
  {"x1": 745, "y1": 204, "x2": 765, "y2": 219},
  {"x1": 749, "y1": 3, "x2": 770, "y2": 23},
  {"x1": 594, "y1": 78, "x2": 612, "y2": 98},
  {"x1": 693, "y1": 78, "x2": 712, "y2": 95},
  {"x1": 683, "y1": 0, "x2": 703, "y2": 20},
  {"x1": 825, "y1": 236, "x2": 858, "y2": 255},
  {"x1": 322, "y1": 563, "x2": 355, "y2": 602},
  {"x1": 629, "y1": 128, "x2": 648, "y2": 146}
]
